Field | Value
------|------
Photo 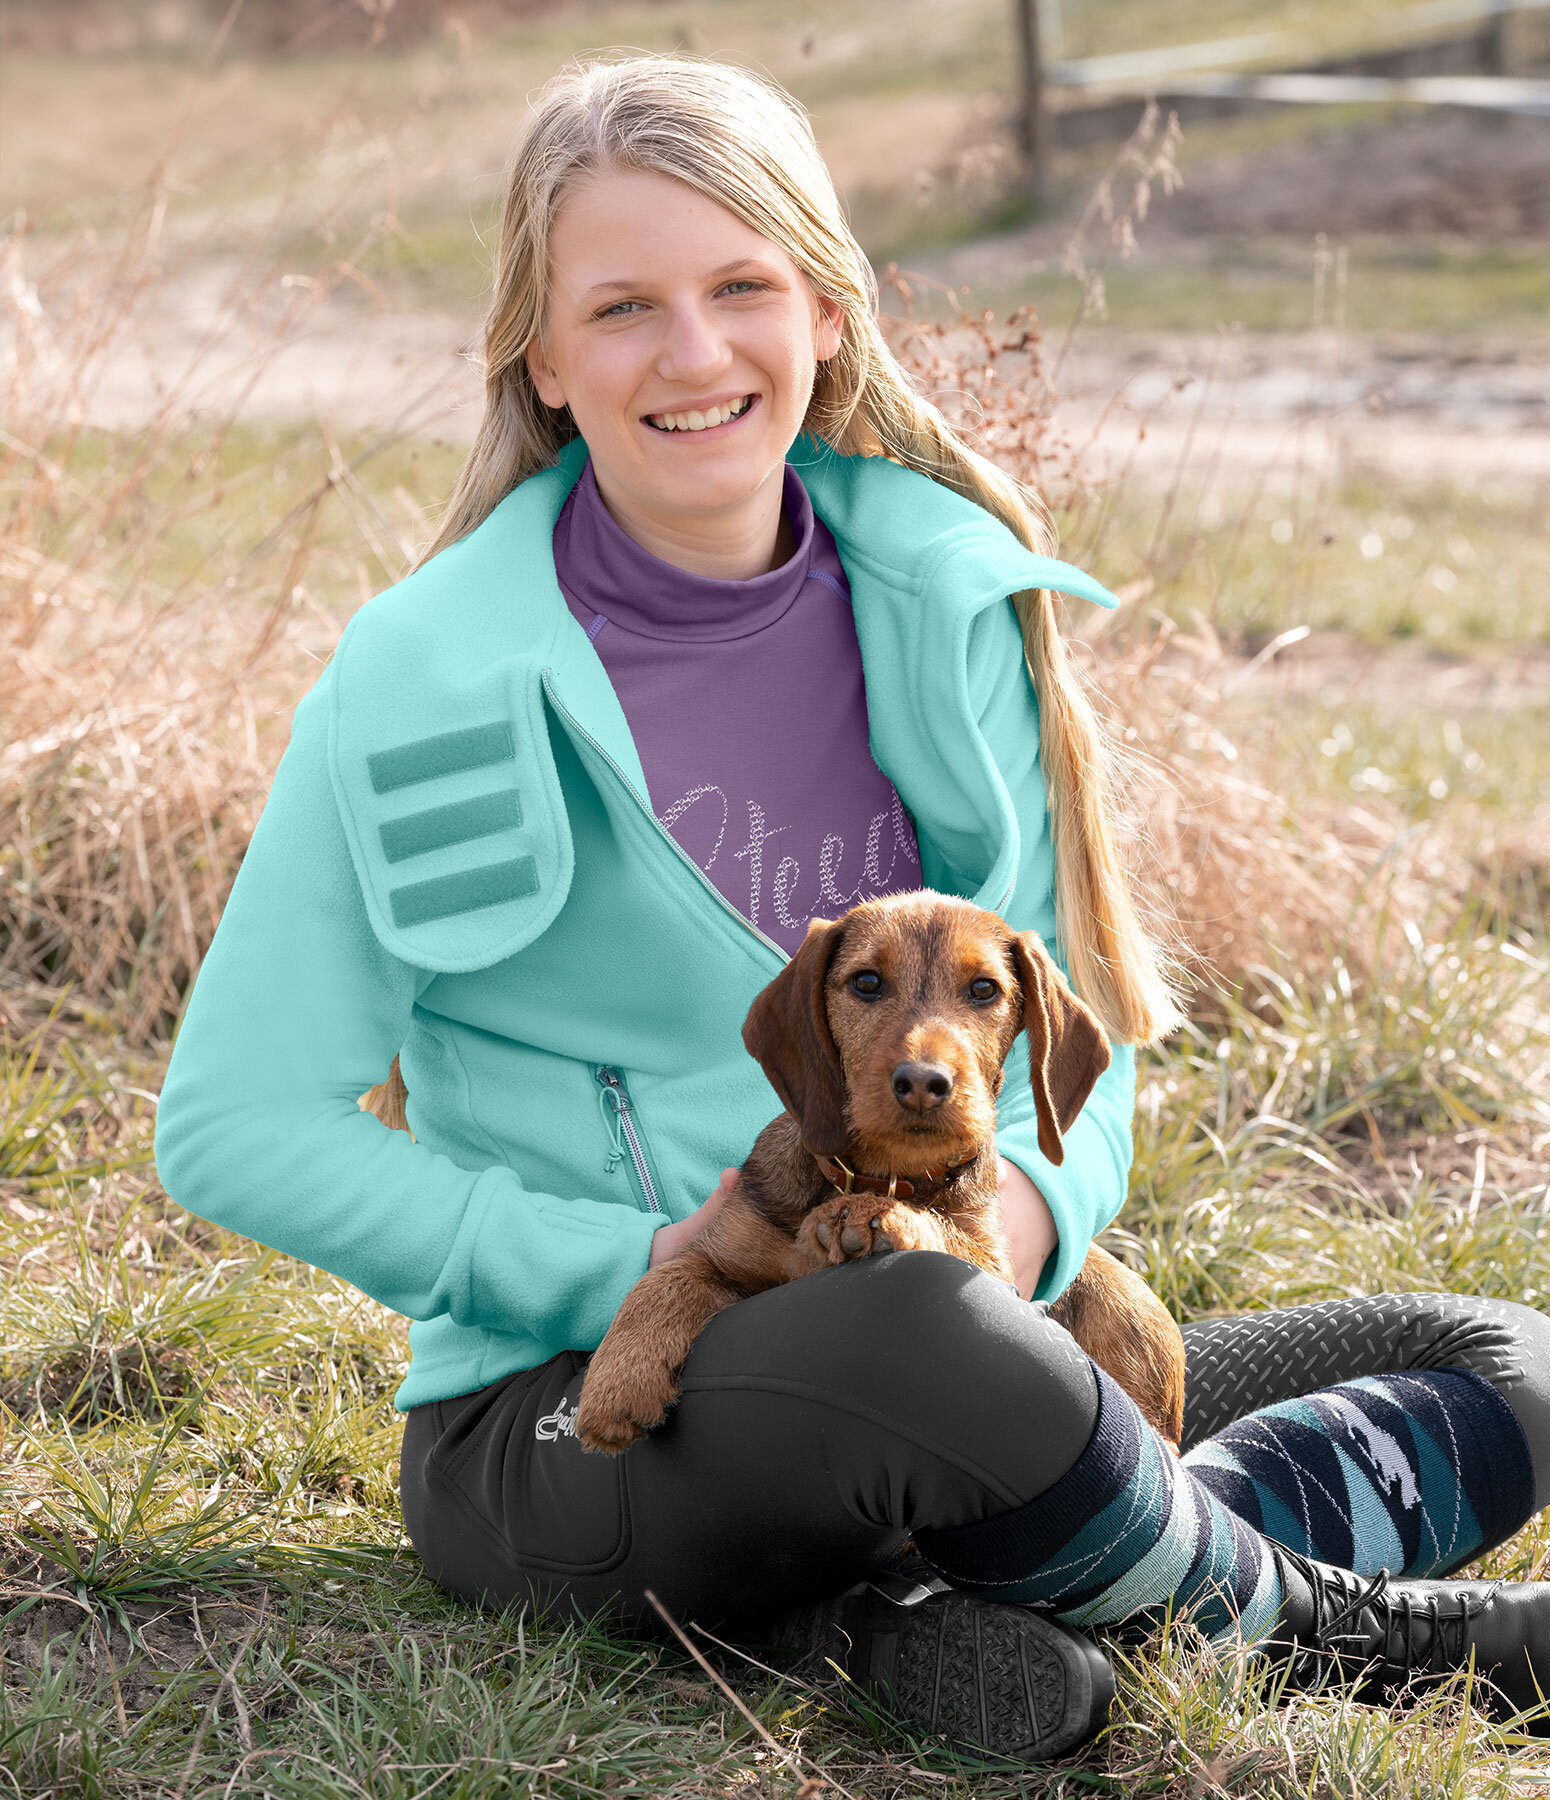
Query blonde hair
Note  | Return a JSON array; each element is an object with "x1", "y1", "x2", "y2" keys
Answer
[{"x1": 424, "y1": 54, "x2": 1183, "y2": 1045}]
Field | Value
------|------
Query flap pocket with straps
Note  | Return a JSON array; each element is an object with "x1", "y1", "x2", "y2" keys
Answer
[{"x1": 327, "y1": 650, "x2": 575, "y2": 974}]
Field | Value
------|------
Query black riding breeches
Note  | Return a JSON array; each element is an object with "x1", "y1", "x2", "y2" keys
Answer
[{"x1": 399, "y1": 1254, "x2": 1550, "y2": 1630}]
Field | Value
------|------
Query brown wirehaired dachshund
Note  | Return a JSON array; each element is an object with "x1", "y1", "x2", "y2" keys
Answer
[{"x1": 573, "y1": 892, "x2": 1185, "y2": 1455}]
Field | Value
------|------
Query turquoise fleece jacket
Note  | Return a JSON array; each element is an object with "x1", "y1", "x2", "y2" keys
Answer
[{"x1": 153, "y1": 434, "x2": 1138, "y2": 1410}]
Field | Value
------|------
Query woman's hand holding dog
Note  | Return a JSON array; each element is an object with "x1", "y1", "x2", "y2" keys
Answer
[
  {"x1": 648, "y1": 1167, "x2": 741, "y2": 1268},
  {"x1": 997, "y1": 1155, "x2": 1058, "y2": 1301}
]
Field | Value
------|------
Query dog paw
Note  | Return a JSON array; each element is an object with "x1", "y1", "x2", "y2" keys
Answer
[
  {"x1": 798, "y1": 1196, "x2": 895, "y2": 1266},
  {"x1": 574, "y1": 1362, "x2": 680, "y2": 1454}
]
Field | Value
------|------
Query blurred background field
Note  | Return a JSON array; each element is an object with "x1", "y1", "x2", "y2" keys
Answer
[{"x1": 2, "y1": 2, "x2": 1548, "y2": 1795}]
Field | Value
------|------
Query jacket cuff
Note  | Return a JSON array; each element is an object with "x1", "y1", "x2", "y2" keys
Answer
[{"x1": 996, "y1": 1128, "x2": 1093, "y2": 1304}]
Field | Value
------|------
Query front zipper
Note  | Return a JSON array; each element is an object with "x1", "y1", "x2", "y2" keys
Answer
[
  {"x1": 595, "y1": 1066, "x2": 662, "y2": 1213},
  {"x1": 541, "y1": 668, "x2": 788, "y2": 963}
]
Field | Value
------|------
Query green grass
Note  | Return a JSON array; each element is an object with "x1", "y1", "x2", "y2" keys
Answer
[
  {"x1": 934, "y1": 237, "x2": 1550, "y2": 339},
  {"x1": 1064, "y1": 474, "x2": 1550, "y2": 654},
  {"x1": 4, "y1": 792, "x2": 1549, "y2": 1793},
  {"x1": 17, "y1": 423, "x2": 466, "y2": 612},
  {"x1": 1053, "y1": 0, "x2": 1476, "y2": 64}
]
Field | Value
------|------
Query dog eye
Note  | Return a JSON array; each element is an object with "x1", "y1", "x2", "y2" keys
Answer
[
  {"x1": 968, "y1": 977, "x2": 1000, "y2": 1003},
  {"x1": 849, "y1": 970, "x2": 884, "y2": 999}
]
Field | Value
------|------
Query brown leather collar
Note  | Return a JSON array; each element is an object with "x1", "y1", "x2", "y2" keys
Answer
[{"x1": 813, "y1": 1149, "x2": 978, "y2": 1203}]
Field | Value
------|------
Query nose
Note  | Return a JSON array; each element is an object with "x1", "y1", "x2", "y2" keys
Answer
[
  {"x1": 657, "y1": 300, "x2": 732, "y2": 386},
  {"x1": 891, "y1": 1060, "x2": 954, "y2": 1112}
]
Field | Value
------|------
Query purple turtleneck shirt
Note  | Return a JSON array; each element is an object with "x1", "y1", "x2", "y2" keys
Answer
[{"x1": 553, "y1": 459, "x2": 921, "y2": 955}]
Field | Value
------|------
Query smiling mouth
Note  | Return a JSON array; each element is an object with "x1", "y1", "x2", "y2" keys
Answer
[{"x1": 644, "y1": 394, "x2": 756, "y2": 434}]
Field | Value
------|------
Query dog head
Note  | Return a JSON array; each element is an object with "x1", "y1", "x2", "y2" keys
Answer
[{"x1": 742, "y1": 892, "x2": 1111, "y2": 1172}]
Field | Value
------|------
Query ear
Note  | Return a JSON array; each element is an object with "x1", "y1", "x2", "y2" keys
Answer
[
  {"x1": 524, "y1": 336, "x2": 567, "y2": 410},
  {"x1": 741, "y1": 916, "x2": 850, "y2": 1156},
  {"x1": 812, "y1": 293, "x2": 844, "y2": 364},
  {"x1": 1009, "y1": 931, "x2": 1112, "y2": 1166}
]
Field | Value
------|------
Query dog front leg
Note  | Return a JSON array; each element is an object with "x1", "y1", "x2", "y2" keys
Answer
[
  {"x1": 575, "y1": 1250, "x2": 741, "y2": 1454},
  {"x1": 1051, "y1": 1245, "x2": 1186, "y2": 1449}
]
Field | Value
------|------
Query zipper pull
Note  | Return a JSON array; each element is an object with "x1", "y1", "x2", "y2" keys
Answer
[
  {"x1": 596, "y1": 1084, "x2": 627, "y2": 1175},
  {"x1": 596, "y1": 1066, "x2": 627, "y2": 1175}
]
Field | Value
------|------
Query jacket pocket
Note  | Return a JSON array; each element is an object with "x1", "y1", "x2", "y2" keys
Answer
[{"x1": 594, "y1": 1065, "x2": 665, "y2": 1215}]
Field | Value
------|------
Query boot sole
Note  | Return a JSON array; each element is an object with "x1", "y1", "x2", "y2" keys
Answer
[{"x1": 777, "y1": 1581, "x2": 1114, "y2": 1763}]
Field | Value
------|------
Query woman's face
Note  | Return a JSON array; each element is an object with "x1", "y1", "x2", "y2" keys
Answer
[{"x1": 525, "y1": 165, "x2": 844, "y2": 540}]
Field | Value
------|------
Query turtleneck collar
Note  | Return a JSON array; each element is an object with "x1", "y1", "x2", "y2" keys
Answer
[{"x1": 552, "y1": 456, "x2": 819, "y2": 643}]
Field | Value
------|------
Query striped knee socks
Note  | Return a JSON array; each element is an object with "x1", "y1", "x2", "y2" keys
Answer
[
  {"x1": 916, "y1": 1366, "x2": 1285, "y2": 1646},
  {"x1": 915, "y1": 1365, "x2": 1535, "y2": 1651},
  {"x1": 1181, "y1": 1367, "x2": 1535, "y2": 1578}
]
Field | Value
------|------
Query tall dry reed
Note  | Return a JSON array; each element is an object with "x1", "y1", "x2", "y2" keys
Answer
[{"x1": 0, "y1": 167, "x2": 446, "y2": 1048}]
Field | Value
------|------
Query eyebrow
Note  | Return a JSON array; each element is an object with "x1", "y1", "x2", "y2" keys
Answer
[{"x1": 578, "y1": 258, "x2": 774, "y2": 302}]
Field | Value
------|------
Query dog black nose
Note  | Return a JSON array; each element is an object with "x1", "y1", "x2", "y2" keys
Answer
[{"x1": 891, "y1": 1060, "x2": 953, "y2": 1111}]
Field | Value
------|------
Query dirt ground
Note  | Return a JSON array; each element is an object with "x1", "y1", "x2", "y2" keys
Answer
[
  {"x1": 64, "y1": 295, "x2": 1550, "y2": 487},
  {"x1": 1143, "y1": 108, "x2": 1550, "y2": 241},
  {"x1": 16, "y1": 105, "x2": 1550, "y2": 489},
  {"x1": 921, "y1": 103, "x2": 1550, "y2": 269}
]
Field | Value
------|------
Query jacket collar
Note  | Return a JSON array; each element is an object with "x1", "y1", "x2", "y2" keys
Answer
[
  {"x1": 539, "y1": 434, "x2": 1117, "y2": 920},
  {"x1": 547, "y1": 432, "x2": 1117, "y2": 618},
  {"x1": 540, "y1": 430, "x2": 1116, "y2": 787}
]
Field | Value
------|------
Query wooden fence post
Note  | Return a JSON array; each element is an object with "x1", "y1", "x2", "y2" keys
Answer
[
  {"x1": 1014, "y1": 0, "x2": 1051, "y2": 205},
  {"x1": 1484, "y1": 0, "x2": 1516, "y2": 75}
]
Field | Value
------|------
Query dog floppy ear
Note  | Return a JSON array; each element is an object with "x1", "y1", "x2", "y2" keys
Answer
[
  {"x1": 742, "y1": 916, "x2": 850, "y2": 1157},
  {"x1": 1010, "y1": 931, "x2": 1112, "y2": 1166}
]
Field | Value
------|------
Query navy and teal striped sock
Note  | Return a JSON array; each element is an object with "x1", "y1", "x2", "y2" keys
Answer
[
  {"x1": 915, "y1": 1366, "x2": 1285, "y2": 1647},
  {"x1": 1181, "y1": 1367, "x2": 1535, "y2": 1578}
]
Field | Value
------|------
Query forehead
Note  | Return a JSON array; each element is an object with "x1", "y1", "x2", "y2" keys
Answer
[
  {"x1": 832, "y1": 903, "x2": 1010, "y2": 983},
  {"x1": 548, "y1": 166, "x2": 791, "y2": 290}
]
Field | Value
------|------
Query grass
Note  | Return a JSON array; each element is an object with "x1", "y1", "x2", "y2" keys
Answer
[
  {"x1": 1065, "y1": 474, "x2": 1550, "y2": 653},
  {"x1": 4, "y1": 41, "x2": 1550, "y2": 1800},
  {"x1": 908, "y1": 231, "x2": 1550, "y2": 340},
  {"x1": 1080, "y1": 239, "x2": 1550, "y2": 338},
  {"x1": 3, "y1": 870, "x2": 1547, "y2": 1794}
]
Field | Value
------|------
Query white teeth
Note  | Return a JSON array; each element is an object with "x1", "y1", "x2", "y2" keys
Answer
[{"x1": 650, "y1": 395, "x2": 751, "y2": 432}]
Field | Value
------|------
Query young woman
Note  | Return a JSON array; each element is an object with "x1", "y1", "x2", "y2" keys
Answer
[{"x1": 155, "y1": 55, "x2": 1550, "y2": 1762}]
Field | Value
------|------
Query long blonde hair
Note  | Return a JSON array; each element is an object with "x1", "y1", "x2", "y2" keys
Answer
[{"x1": 424, "y1": 54, "x2": 1183, "y2": 1046}]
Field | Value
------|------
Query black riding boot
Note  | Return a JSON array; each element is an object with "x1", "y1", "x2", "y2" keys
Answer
[{"x1": 1268, "y1": 1546, "x2": 1550, "y2": 1725}]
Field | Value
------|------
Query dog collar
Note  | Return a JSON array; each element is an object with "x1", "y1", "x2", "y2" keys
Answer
[{"x1": 813, "y1": 1150, "x2": 978, "y2": 1202}]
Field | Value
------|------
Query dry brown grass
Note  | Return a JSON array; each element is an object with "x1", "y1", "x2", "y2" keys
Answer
[
  {"x1": 0, "y1": 102, "x2": 1524, "y2": 1064},
  {"x1": 870, "y1": 108, "x2": 1462, "y2": 1023},
  {"x1": 0, "y1": 182, "x2": 445, "y2": 1046}
]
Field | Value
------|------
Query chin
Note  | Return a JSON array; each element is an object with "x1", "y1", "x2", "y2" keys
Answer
[{"x1": 652, "y1": 460, "x2": 775, "y2": 515}]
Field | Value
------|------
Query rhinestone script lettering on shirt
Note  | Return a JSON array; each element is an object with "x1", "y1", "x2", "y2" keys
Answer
[{"x1": 663, "y1": 786, "x2": 920, "y2": 937}]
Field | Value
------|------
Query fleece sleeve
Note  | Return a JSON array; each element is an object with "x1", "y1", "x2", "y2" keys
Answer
[
  {"x1": 967, "y1": 600, "x2": 1139, "y2": 1304},
  {"x1": 152, "y1": 654, "x2": 668, "y2": 1353}
]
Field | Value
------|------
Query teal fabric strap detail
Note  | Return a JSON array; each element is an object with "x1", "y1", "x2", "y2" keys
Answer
[
  {"x1": 368, "y1": 721, "x2": 516, "y2": 795},
  {"x1": 379, "y1": 790, "x2": 524, "y2": 864},
  {"x1": 389, "y1": 856, "x2": 540, "y2": 927}
]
